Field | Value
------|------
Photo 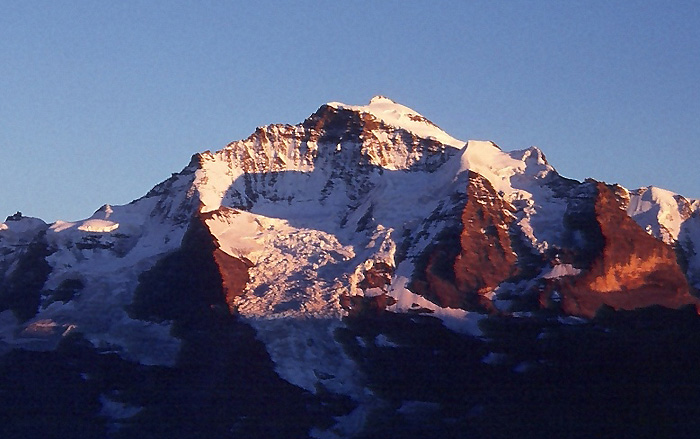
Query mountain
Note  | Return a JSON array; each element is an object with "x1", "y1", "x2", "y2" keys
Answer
[{"x1": 2, "y1": 96, "x2": 700, "y2": 438}]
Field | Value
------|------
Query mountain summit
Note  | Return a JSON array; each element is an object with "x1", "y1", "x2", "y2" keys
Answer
[
  {"x1": 2, "y1": 97, "x2": 700, "y2": 438},
  {"x1": 325, "y1": 95, "x2": 463, "y2": 147}
]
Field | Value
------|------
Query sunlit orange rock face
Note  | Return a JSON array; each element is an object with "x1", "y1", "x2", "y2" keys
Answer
[
  {"x1": 412, "y1": 177, "x2": 698, "y2": 318},
  {"x1": 411, "y1": 171, "x2": 519, "y2": 310},
  {"x1": 559, "y1": 182, "x2": 698, "y2": 317},
  {"x1": 454, "y1": 172, "x2": 519, "y2": 300}
]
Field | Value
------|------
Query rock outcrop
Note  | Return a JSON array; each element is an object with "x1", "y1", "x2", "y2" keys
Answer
[
  {"x1": 556, "y1": 182, "x2": 698, "y2": 317},
  {"x1": 410, "y1": 171, "x2": 520, "y2": 311}
]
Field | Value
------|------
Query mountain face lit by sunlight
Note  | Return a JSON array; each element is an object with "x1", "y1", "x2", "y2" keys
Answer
[{"x1": 2, "y1": 97, "x2": 700, "y2": 438}]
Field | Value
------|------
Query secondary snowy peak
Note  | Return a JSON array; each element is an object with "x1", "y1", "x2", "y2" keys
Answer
[
  {"x1": 327, "y1": 95, "x2": 465, "y2": 148},
  {"x1": 458, "y1": 141, "x2": 555, "y2": 196},
  {"x1": 626, "y1": 186, "x2": 697, "y2": 243}
]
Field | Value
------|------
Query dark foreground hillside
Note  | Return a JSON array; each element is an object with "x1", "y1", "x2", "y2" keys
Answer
[{"x1": 2, "y1": 305, "x2": 700, "y2": 439}]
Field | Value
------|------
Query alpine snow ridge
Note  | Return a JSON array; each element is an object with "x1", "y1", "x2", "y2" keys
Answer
[{"x1": 2, "y1": 96, "x2": 700, "y2": 438}]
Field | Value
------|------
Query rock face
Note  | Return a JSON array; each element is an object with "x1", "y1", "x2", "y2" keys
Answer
[
  {"x1": 2, "y1": 96, "x2": 700, "y2": 438},
  {"x1": 411, "y1": 171, "x2": 520, "y2": 310},
  {"x1": 409, "y1": 176, "x2": 698, "y2": 318},
  {"x1": 557, "y1": 182, "x2": 696, "y2": 317}
]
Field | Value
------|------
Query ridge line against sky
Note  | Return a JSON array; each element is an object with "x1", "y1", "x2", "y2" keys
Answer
[{"x1": 1, "y1": 1, "x2": 698, "y2": 222}]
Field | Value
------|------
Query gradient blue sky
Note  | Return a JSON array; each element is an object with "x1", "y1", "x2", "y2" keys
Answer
[{"x1": 1, "y1": 1, "x2": 698, "y2": 222}]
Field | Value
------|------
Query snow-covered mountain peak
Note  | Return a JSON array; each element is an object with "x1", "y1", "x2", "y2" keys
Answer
[
  {"x1": 189, "y1": 98, "x2": 474, "y2": 213},
  {"x1": 6, "y1": 97, "x2": 700, "y2": 438},
  {"x1": 454, "y1": 141, "x2": 556, "y2": 198},
  {"x1": 326, "y1": 96, "x2": 465, "y2": 148},
  {"x1": 626, "y1": 185, "x2": 697, "y2": 243}
]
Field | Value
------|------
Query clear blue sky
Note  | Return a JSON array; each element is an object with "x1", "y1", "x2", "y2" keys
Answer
[{"x1": 1, "y1": 1, "x2": 698, "y2": 222}]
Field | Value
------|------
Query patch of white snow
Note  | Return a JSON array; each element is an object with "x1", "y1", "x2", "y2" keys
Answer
[{"x1": 542, "y1": 264, "x2": 581, "y2": 279}]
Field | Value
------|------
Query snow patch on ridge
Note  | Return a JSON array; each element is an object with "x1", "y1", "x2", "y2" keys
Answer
[
  {"x1": 0, "y1": 216, "x2": 49, "y2": 276},
  {"x1": 77, "y1": 219, "x2": 120, "y2": 233}
]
